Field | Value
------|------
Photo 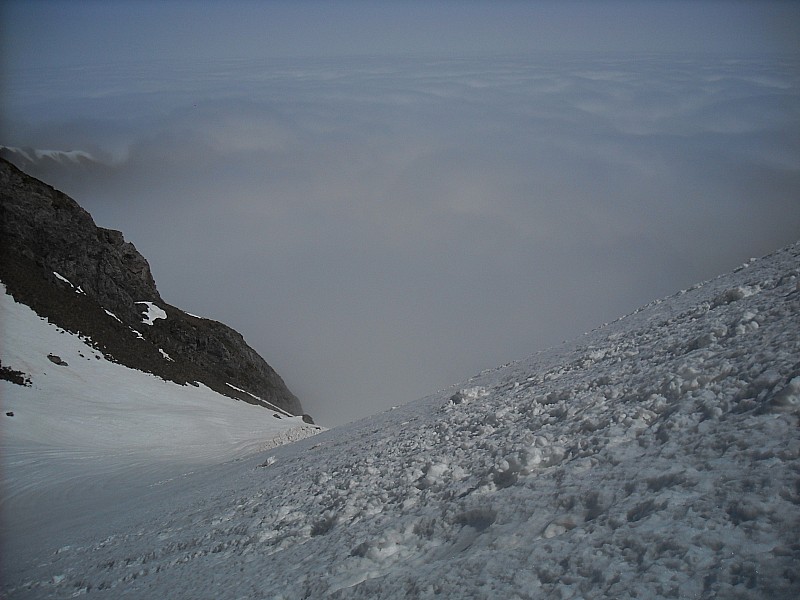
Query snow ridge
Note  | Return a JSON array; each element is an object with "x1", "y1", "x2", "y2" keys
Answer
[
  {"x1": 2, "y1": 242, "x2": 799, "y2": 599},
  {"x1": 225, "y1": 382, "x2": 296, "y2": 417},
  {"x1": 0, "y1": 145, "x2": 96, "y2": 165}
]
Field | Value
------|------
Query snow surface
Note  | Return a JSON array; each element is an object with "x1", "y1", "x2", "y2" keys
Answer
[
  {"x1": 0, "y1": 283, "x2": 320, "y2": 585},
  {"x1": 2, "y1": 242, "x2": 800, "y2": 599}
]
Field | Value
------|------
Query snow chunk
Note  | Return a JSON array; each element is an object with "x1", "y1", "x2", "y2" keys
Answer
[
  {"x1": 449, "y1": 386, "x2": 488, "y2": 405},
  {"x1": 711, "y1": 285, "x2": 759, "y2": 308},
  {"x1": 769, "y1": 376, "x2": 800, "y2": 414},
  {"x1": 135, "y1": 301, "x2": 167, "y2": 325}
]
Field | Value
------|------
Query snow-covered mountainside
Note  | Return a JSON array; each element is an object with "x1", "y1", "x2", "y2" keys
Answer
[
  {"x1": 0, "y1": 158, "x2": 305, "y2": 415},
  {"x1": 0, "y1": 281, "x2": 322, "y2": 579},
  {"x1": 3, "y1": 241, "x2": 800, "y2": 599},
  {"x1": 0, "y1": 282, "x2": 320, "y2": 466}
]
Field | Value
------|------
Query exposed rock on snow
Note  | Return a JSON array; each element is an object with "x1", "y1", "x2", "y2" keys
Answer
[
  {"x1": 46, "y1": 354, "x2": 68, "y2": 366},
  {"x1": 0, "y1": 362, "x2": 31, "y2": 387},
  {"x1": 3, "y1": 241, "x2": 798, "y2": 599},
  {"x1": 0, "y1": 281, "x2": 323, "y2": 577},
  {"x1": 0, "y1": 157, "x2": 303, "y2": 415}
]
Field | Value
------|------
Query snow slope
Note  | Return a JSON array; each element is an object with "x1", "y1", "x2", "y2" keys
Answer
[
  {"x1": 2, "y1": 242, "x2": 800, "y2": 599},
  {"x1": 0, "y1": 282, "x2": 320, "y2": 575},
  {"x1": 0, "y1": 283, "x2": 318, "y2": 464}
]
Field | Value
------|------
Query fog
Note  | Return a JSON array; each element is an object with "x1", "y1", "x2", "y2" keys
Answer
[{"x1": 2, "y1": 3, "x2": 799, "y2": 425}]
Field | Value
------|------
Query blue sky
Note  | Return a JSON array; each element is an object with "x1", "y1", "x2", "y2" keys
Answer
[{"x1": 1, "y1": 1, "x2": 799, "y2": 425}]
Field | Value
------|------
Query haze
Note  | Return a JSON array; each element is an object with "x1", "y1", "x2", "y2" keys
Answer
[{"x1": 2, "y1": 1, "x2": 799, "y2": 425}]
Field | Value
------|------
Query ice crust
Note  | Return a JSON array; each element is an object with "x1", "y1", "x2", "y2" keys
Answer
[{"x1": 2, "y1": 242, "x2": 800, "y2": 599}]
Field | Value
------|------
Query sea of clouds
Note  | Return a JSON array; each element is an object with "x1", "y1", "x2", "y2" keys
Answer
[{"x1": 3, "y1": 54, "x2": 798, "y2": 424}]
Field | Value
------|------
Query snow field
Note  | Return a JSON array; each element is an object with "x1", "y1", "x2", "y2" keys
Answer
[
  {"x1": 0, "y1": 284, "x2": 314, "y2": 465},
  {"x1": 0, "y1": 281, "x2": 321, "y2": 558},
  {"x1": 2, "y1": 242, "x2": 800, "y2": 599}
]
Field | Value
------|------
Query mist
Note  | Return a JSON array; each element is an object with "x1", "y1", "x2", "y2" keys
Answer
[{"x1": 2, "y1": 3, "x2": 799, "y2": 425}]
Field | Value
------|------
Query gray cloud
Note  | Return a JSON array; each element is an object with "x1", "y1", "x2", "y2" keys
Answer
[{"x1": 4, "y1": 55, "x2": 800, "y2": 425}]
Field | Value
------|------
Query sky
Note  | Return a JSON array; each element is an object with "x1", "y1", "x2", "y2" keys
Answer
[{"x1": 1, "y1": 1, "x2": 799, "y2": 425}]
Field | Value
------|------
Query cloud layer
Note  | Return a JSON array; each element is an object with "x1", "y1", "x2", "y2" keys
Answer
[{"x1": 4, "y1": 55, "x2": 800, "y2": 424}]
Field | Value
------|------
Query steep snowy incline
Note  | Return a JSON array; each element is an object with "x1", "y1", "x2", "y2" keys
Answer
[
  {"x1": 3, "y1": 242, "x2": 800, "y2": 599},
  {"x1": 1, "y1": 157, "x2": 305, "y2": 416},
  {"x1": 0, "y1": 282, "x2": 321, "y2": 573},
  {"x1": 0, "y1": 284, "x2": 319, "y2": 465}
]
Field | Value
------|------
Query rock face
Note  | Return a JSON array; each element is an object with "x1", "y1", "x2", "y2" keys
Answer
[{"x1": 0, "y1": 157, "x2": 304, "y2": 416}]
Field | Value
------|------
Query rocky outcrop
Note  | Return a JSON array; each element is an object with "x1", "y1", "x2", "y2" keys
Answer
[{"x1": 0, "y1": 157, "x2": 304, "y2": 416}]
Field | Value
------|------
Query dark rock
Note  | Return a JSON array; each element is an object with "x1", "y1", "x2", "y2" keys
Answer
[
  {"x1": 5, "y1": 412, "x2": 13, "y2": 417},
  {"x1": 47, "y1": 354, "x2": 68, "y2": 366},
  {"x1": 0, "y1": 158, "x2": 304, "y2": 416},
  {"x1": 0, "y1": 362, "x2": 31, "y2": 386}
]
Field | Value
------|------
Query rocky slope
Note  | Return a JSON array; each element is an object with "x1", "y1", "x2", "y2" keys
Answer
[{"x1": 0, "y1": 157, "x2": 305, "y2": 417}]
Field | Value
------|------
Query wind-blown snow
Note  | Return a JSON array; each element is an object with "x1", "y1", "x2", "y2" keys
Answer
[{"x1": 2, "y1": 242, "x2": 799, "y2": 599}]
